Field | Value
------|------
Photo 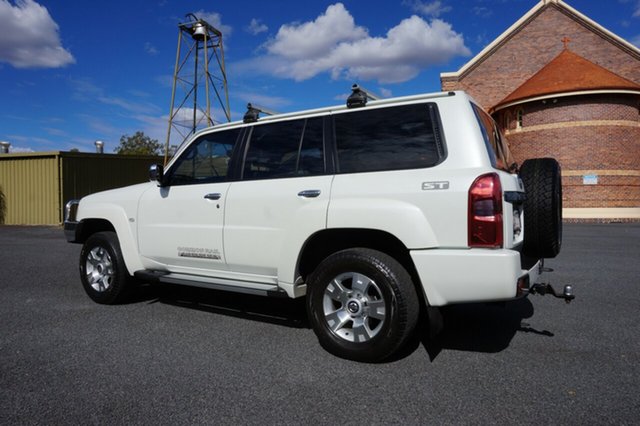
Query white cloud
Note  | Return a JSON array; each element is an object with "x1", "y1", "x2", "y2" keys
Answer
[
  {"x1": 235, "y1": 92, "x2": 291, "y2": 109},
  {"x1": 193, "y1": 11, "x2": 232, "y2": 36},
  {"x1": 9, "y1": 145, "x2": 35, "y2": 153},
  {"x1": 145, "y1": 104, "x2": 238, "y2": 148},
  {"x1": 266, "y1": 3, "x2": 368, "y2": 60},
  {"x1": 241, "y1": 4, "x2": 469, "y2": 84},
  {"x1": 69, "y1": 78, "x2": 161, "y2": 115},
  {"x1": 132, "y1": 114, "x2": 169, "y2": 146},
  {"x1": 69, "y1": 77, "x2": 102, "y2": 101},
  {"x1": 44, "y1": 127, "x2": 67, "y2": 137},
  {"x1": 75, "y1": 114, "x2": 120, "y2": 137},
  {"x1": 473, "y1": 6, "x2": 492, "y2": 18},
  {"x1": 97, "y1": 96, "x2": 160, "y2": 115},
  {"x1": 144, "y1": 42, "x2": 158, "y2": 56},
  {"x1": 0, "y1": 0, "x2": 75, "y2": 68},
  {"x1": 405, "y1": 0, "x2": 452, "y2": 18},
  {"x1": 246, "y1": 18, "x2": 268, "y2": 35},
  {"x1": 634, "y1": 1, "x2": 640, "y2": 17},
  {"x1": 378, "y1": 87, "x2": 393, "y2": 98}
]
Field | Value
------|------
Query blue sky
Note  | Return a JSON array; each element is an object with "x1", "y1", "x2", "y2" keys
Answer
[{"x1": 1, "y1": 0, "x2": 639, "y2": 153}]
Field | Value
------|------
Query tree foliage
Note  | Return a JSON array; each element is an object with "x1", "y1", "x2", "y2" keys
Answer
[
  {"x1": 0, "y1": 186, "x2": 6, "y2": 224},
  {"x1": 114, "y1": 131, "x2": 162, "y2": 156}
]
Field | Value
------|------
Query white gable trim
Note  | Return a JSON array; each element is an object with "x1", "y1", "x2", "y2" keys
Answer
[{"x1": 441, "y1": 0, "x2": 640, "y2": 80}]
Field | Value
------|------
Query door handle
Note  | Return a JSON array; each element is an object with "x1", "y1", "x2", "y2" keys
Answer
[
  {"x1": 298, "y1": 190, "x2": 321, "y2": 198},
  {"x1": 204, "y1": 193, "x2": 222, "y2": 200}
]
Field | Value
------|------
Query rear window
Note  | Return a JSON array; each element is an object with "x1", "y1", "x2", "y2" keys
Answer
[
  {"x1": 334, "y1": 103, "x2": 445, "y2": 174},
  {"x1": 472, "y1": 103, "x2": 515, "y2": 172}
]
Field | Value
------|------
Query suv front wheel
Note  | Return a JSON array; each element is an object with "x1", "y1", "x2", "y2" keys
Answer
[
  {"x1": 79, "y1": 231, "x2": 133, "y2": 304},
  {"x1": 307, "y1": 248, "x2": 419, "y2": 362}
]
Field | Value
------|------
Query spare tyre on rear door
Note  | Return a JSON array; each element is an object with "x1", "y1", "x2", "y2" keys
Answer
[{"x1": 519, "y1": 158, "x2": 562, "y2": 259}]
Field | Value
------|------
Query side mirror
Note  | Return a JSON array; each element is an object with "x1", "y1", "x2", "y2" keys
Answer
[{"x1": 149, "y1": 164, "x2": 164, "y2": 186}]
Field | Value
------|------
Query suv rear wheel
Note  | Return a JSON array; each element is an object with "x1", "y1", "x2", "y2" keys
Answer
[
  {"x1": 307, "y1": 248, "x2": 419, "y2": 362},
  {"x1": 520, "y1": 158, "x2": 562, "y2": 258}
]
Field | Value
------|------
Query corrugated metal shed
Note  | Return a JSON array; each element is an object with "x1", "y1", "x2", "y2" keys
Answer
[{"x1": 0, "y1": 151, "x2": 162, "y2": 225}]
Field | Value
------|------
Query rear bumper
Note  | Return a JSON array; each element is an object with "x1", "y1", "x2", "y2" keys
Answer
[{"x1": 410, "y1": 248, "x2": 540, "y2": 306}]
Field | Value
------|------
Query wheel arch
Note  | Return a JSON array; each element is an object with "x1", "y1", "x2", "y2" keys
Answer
[
  {"x1": 75, "y1": 214, "x2": 144, "y2": 275},
  {"x1": 75, "y1": 218, "x2": 115, "y2": 243},
  {"x1": 296, "y1": 228, "x2": 428, "y2": 306}
]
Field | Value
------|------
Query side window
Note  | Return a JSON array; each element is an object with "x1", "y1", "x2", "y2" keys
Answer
[
  {"x1": 472, "y1": 103, "x2": 514, "y2": 172},
  {"x1": 334, "y1": 103, "x2": 445, "y2": 174},
  {"x1": 243, "y1": 118, "x2": 324, "y2": 180},
  {"x1": 516, "y1": 108, "x2": 524, "y2": 130},
  {"x1": 167, "y1": 129, "x2": 240, "y2": 185}
]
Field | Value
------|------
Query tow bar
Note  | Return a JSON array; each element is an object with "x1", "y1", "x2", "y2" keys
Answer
[{"x1": 530, "y1": 283, "x2": 575, "y2": 303}]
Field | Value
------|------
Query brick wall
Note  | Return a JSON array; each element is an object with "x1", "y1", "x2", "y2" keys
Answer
[
  {"x1": 441, "y1": 2, "x2": 640, "y2": 214},
  {"x1": 563, "y1": 175, "x2": 640, "y2": 208},
  {"x1": 442, "y1": 4, "x2": 640, "y2": 110},
  {"x1": 502, "y1": 95, "x2": 640, "y2": 208},
  {"x1": 507, "y1": 125, "x2": 640, "y2": 169},
  {"x1": 503, "y1": 98, "x2": 640, "y2": 171},
  {"x1": 518, "y1": 94, "x2": 639, "y2": 127}
]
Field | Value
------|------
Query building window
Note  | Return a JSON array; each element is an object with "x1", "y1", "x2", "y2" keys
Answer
[
  {"x1": 504, "y1": 111, "x2": 512, "y2": 130},
  {"x1": 516, "y1": 108, "x2": 524, "y2": 130}
]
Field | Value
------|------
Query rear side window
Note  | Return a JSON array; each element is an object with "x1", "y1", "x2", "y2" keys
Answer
[
  {"x1": 243, "y1": 117, "x2": 325, "y2": 180},
  {"x1": 472, "y1": 103, "x2": 514, "y2": 172},
  {"x1": 334, "y1": 103, "x2": 445, "y2": 174}
]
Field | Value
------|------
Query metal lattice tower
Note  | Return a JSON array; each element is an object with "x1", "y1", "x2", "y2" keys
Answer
[{"x1": 164, "y1": 14, "x2": 231, "y2": 164}]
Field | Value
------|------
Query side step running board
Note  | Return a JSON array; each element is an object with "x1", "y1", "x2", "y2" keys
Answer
[{"x1": 134, "y1": 270, "x2": 288, "y2": 298}]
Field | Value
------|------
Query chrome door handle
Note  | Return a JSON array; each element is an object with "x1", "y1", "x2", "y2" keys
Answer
[
  {"x1": 298, "y1": 190, "x2": 321, "y2": 198},
  {"x1": 204, "y1": 193, "x2": 221, "y2": 200}
]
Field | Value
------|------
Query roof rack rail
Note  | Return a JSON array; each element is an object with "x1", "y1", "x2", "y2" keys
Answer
[
  {"x1": 243, "y1": 103, "x2": 280, "y2": 123},
  {"x1": 346, "y1": 84, "x2": 380, "y2": 108}
]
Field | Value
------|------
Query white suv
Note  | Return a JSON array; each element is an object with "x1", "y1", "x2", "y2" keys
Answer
[{"x1": 65, "y1": 88, "x2": 569, "y2": 362}]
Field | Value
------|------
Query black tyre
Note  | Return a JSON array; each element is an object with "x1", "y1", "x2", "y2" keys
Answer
[
  {"x1": 79, "y1": 231, "x2": 133, "y2": 304},
  {"x1": 307, "y1": 248, "x2": 419, "y2": 362},
  {"x1": 520, "y1": 158, "x2": 563, "y2": 258}
]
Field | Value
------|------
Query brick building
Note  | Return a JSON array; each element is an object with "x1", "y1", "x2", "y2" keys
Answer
[{"x1": 441, "y1": 0, "x2": 640, "y2": 221}]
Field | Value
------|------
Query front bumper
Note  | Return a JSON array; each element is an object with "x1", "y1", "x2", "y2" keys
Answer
[
  {"x1": 63, "y1": 200, "x2": 80, "y2": 243},
  {"x1": 410, "y1": 248, "x2": 541, "y2": 306}
]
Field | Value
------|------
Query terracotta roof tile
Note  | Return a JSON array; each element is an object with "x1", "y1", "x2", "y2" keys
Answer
[{"x1": 493, "y1": 49, "x2": 640, "y2": 110}]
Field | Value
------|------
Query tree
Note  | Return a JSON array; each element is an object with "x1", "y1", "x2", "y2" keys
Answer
[
  {"x1": 0, "y1": 186, "x2": 6, "y2": 224},
  {"x1": 114, "y1": 131, "x2": 162, "y2": 156}
]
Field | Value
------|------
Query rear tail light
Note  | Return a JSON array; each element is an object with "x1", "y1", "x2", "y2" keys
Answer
[{"x1": 468, "y1": 173, "x2": 503, "y2": 248}]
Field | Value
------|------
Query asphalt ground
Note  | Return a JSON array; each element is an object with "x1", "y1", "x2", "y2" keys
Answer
[{"x1": 0, "y1": 224, "x2": 639, "y2": 425}]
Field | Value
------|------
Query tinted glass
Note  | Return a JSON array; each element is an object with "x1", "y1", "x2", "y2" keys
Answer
[
  {"x1": 168, "y1": 129, "x2": 240, "y2": 185},
  {"x1": 334, "y1": 103, "x2": 444, "y2": 173},
  {"x1": 472, "y1": 103, "x2": 514, "y2": 171},
  {"x1": 243, "y1": 118, "x2": 324, "y2": 180}
]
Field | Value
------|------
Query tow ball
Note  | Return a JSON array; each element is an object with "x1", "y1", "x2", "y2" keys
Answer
[{"x1": 530, "y1": 283, "x2": 575, "y2": 303}]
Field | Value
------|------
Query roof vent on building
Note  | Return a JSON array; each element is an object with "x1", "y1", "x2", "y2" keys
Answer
[
  {"x1": 346, "y1": 84, "x2": 380, "y2": 108},
  {"x1": 94, "y1": 140, "x2": 104, "y2": 154},
  {"x1": 0, "y1": 141, "x2": 10, "y2": 154}
]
